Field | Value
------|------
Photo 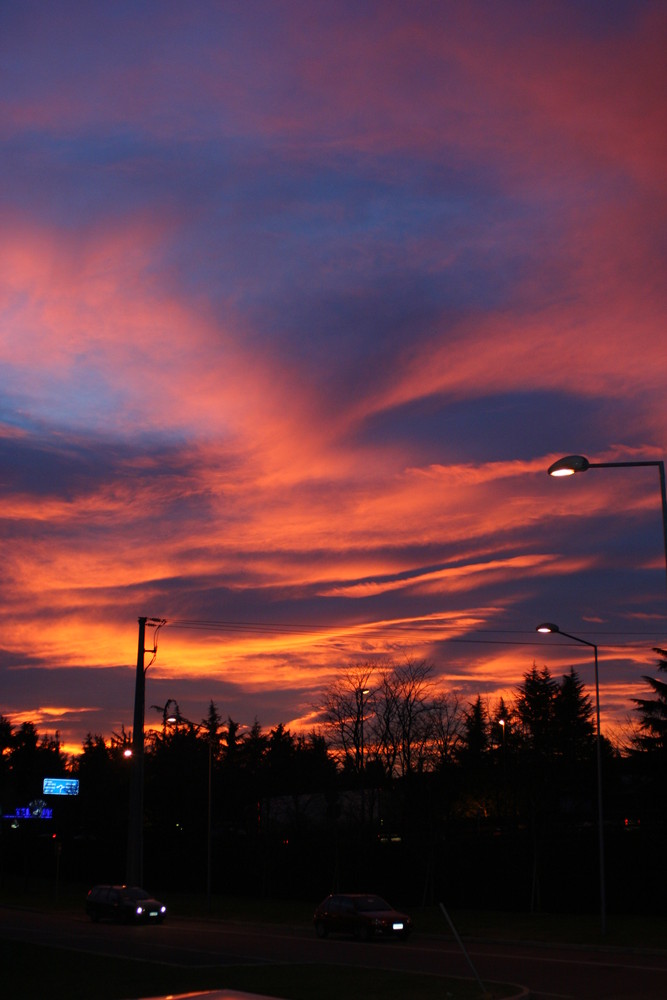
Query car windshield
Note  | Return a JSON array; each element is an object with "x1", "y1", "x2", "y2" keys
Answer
[
  {"x1": 125, "y1": 888, "x2": 151, "y2": 900},
  {"x1": 355, "y1": 895, "x2": 390, "y2": 912}
]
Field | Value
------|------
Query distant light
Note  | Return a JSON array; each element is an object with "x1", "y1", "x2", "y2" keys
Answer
[{"x1": 124, "y1": 748, "x2": 133, "y2": 758}]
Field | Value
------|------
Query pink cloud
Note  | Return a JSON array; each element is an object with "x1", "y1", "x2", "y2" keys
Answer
[
  {"x1": 1, "y1": 3, "x2": 664, "y2": 751},
  {"x1": 4, "y1": 3, "x2": 664, "y2": 188},
  {"x1": 354, "y1": 191, "x2": 666, "y2": 433}
]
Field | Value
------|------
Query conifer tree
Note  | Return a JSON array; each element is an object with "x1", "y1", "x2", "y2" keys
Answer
[
  {"x1": 633, "y1": 647, "x2": 667, "y2": 755},
  {"x1": 556, "y1": 668, "x2": 595, "y2": 763}
]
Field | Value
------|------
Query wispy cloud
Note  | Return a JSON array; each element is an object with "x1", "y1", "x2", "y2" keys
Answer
[{"x1": 1, "y1": 1, "x2": 665, "y2": 751}]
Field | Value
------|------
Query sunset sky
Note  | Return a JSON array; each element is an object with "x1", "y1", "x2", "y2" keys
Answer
[{"x1": 2, "y1": 0, "x2": 666, "y2": 755}]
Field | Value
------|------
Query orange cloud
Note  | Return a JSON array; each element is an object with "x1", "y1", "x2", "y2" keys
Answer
[{"x1": 1, "y1": 4, "x2": 665, "y2": 755}]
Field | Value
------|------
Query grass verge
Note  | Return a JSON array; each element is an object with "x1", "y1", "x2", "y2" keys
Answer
[{"x1": 2, "y1": 939, "x2": 516, "y2": 1000}]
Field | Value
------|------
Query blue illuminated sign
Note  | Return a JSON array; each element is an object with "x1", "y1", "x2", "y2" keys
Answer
[
  {"x1": 43, "y1": 778, "x2": 79, "y2": 796},
  {"x1": 4, "y1": 806, "x2": 53, "y2": 820}
]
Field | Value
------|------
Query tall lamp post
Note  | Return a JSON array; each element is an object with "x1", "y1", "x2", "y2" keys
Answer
[
  {"x1": 160, "y1": 701, "x2": 214, "y2": 913},
  {"x1": 536, "y1": 623, "x2": 606, "y2": 935},
  {"x1": 548, "y1": 454, "x2": 667, "y2": 597}
]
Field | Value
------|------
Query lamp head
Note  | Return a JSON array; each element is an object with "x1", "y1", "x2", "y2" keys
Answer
[
  {"x1": 164, "y1": 698, "x2": 180, "y2": 724},
  {"x1": 536, "y1": 622, "x2": 560, "y2": 633},
  {"x1": 548, "y1": 455, "x2": 590, "y2": 477}
]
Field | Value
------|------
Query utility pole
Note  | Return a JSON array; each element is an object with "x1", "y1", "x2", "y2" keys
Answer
[
  {"x1": 126, "y1": 616, "x2": 164, "y2": 886},
  {"x1": 126, "y1": 617, "x2": 146, "y2": 886}
]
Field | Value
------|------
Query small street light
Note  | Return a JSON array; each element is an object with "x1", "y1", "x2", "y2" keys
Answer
[
  {"x1": 165, "y1": 700, "x2": 179, "y2": 725},
  {"x1": 536, "y1": 622, "x2": 606, "y2": 935},
  {"x1": 356, "y1": 688, "x2": 370, "y2": 768},
  {"x1": 498, "y1": 718, "x2": 507, "y2": 816},
  {"x1": 356, "y1": 687, "x2": 370, "y2": 826},
  {"x1": 152, "y1": 699, "x2": 180, "y2": 735}
]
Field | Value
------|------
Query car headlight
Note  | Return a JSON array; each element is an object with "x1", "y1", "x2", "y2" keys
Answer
[{"x1": 136, "y1": 906, "x2": 144, "y2": 916}]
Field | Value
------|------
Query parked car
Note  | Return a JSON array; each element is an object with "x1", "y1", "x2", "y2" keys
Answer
[
  {"x1": 313, "y1": 893, "x2": 412, "y2": 941},
  {"x1": 85, "y1": 885, "x2": 167, "y2": 924}
]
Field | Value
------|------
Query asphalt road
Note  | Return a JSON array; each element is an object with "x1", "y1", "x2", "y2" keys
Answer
[{"x1": 2, "y1": 905, "x2": 667, "y2": 999}]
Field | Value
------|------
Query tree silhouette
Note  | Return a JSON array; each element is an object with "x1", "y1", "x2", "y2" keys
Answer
[
  {"x1": 460, "y1": 695, "x2": 489, "y2": 767},
  {"x1": 319, "y1": 663, "x2": 377, "y2": 776},
  {"x1": 371, "y1": 659, "x2": 435, "y2": 779},
  {"x1": 515, "y1": 665, "x2": 558, "y2": 758},
  {"x1": 633, "y1": 647, "x2": 667, "y2": 755},
  {"x1": 556, "y1": 668, "x2": 595, "y2": 765}
]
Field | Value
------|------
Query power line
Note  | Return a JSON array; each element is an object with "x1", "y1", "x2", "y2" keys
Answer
[{"x1": 161, "y1": 617, "x2": 664, "y2": 648}]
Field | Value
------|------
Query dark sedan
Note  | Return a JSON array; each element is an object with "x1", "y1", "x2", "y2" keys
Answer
[
  {"x1": 85, "y1": 885, "x2": 167, "y2": 924},
  {"x1": 313, "y1": 893, "x2": 412, "y2": 941}
]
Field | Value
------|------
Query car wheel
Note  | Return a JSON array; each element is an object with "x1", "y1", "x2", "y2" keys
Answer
[{"x1": 314, "y1": 921, "x2": 328, "y2": 939}]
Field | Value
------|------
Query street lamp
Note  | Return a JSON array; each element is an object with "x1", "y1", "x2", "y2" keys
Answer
[
  {"x1": 497, "y1": 717, "x2": 507, "y2": 770},
  {"x1": 498, "y1": 718, "x2": 507, "y2": 816},
  {"x1": 356, "y1": 687, "x2": 370, "y2": 825},
  {"x1": 152, "y1": 699, "x2": 179, "y2": 736},
  {"x1": 547, "y1": 454, "x2": 667, "y2": 596},
  {"x1": 498, "y1": 717, "x2": 506, "y2": 752},
  {"x1": 356, "y1": 688, "x2": 370, "y2": 768},
  {"x1": 536, "y1": 623, "x2": 606, "y2": 935},
  {"x1": 161, "y1": 701, "x2": 214, "y2": 913}
]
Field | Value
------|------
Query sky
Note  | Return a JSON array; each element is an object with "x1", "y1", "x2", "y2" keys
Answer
[{"x1": 1, "y1": 0, "x2": 666, "y2": 755}]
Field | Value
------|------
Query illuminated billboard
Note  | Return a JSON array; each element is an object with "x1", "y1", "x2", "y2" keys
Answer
[{"x1": 43, "y1": 777, "x2": 79, "y2": 796}]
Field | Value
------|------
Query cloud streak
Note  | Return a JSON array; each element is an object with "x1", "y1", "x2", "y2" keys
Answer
[{"x1": 1, "y1": 1, "x2": 665, "y2": 753}]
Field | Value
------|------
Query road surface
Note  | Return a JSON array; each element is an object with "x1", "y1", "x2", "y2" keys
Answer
[{"x1": 2, "y1": 905, "x2": 666, "y2": 999}]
